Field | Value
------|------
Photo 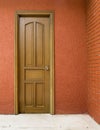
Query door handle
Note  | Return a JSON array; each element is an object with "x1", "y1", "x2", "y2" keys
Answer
[{"x1": 44, "y1": 65, "x2": 49, "y2": 71}]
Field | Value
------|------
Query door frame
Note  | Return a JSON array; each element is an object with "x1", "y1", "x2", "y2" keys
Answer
[{"x1": 14, "y1": 10, "x2": 54, "y2": 114}]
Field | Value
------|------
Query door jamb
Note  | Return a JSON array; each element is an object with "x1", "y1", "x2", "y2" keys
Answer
[{"x1": 14, "y1": 10, "x2": 54, "y2": 114}]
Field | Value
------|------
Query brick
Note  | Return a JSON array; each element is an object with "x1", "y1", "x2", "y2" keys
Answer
[{"x1": 87, "y1": 0, "x2": 100, "y2": 123}]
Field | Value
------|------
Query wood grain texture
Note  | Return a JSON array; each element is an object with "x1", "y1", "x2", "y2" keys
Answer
[{"x1": 15, "y1": 11, "x2": 54, "y2": 114}]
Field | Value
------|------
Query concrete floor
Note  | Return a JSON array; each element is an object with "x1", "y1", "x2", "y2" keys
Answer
[{"x1": 0, "y1": 114, "x2": 99, "y2": 130}]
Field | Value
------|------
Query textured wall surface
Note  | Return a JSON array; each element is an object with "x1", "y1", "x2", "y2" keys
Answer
[
  {"x1": 0, "y1": 0, "x2": 87, "y2": 114},
  {"x1": 87, "y1": 0, "x2": 100, "y2": 123}
]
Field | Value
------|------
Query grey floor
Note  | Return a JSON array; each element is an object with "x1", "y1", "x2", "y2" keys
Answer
[{"x1": 0, "y1": 114, "x2": 99, "y2": 130}]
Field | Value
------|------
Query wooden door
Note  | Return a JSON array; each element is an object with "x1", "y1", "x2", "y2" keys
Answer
[{"x1": 18, "y1": 16, "x2": 50, "y2": 113}]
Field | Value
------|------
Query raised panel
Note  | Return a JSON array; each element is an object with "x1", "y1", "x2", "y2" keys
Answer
[
  {"x1": 35, "y1": 83, "x2": 44, "y2": 107},
  {"x1": 36, "y1": 22, "x2": 44, "y2": 67},
  {"x1": 25, "y1": 22, "x2": 34, "y2": 66},
  {"x1": 25, "y1": 84, "x2": 33, "y2": 106},
  {"x1": 25, "y1": 70, "x2": 43, "y2": 80}
]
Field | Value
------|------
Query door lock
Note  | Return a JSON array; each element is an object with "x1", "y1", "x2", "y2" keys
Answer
[{"x1": 44, "y1": 66, "x2": 49, "y2": 71}]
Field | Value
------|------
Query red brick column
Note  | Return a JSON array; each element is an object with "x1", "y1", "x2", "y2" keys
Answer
[{"x1": 87, "y1": 0, "x2": 100, "y2": 123}]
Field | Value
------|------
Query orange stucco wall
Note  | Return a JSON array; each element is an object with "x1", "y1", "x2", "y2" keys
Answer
[{"x1": 0, "y1": 0, "x2": 87, "y2": 114}]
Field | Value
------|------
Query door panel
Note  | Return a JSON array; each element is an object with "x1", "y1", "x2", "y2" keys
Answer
[
  {"x1": 25, "y1": 22, "x2": 34, "y2": 66},
  {"x1": 19, "y1": 17, "x2": 50, "y2": 113}
]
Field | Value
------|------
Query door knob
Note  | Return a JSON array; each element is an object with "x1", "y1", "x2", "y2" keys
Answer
[{"x1": 44, "y1": 66, "x2": 49, "y2": 71}]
